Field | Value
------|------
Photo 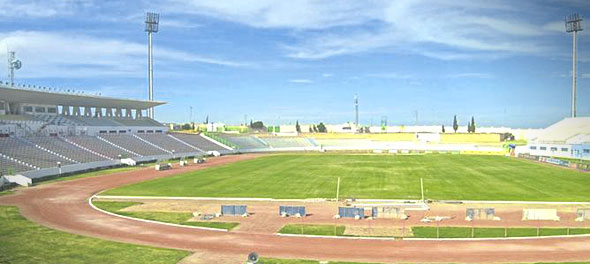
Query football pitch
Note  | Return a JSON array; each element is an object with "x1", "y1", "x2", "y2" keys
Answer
[{"x1": 104, "y1": 154, "x2": 590, "y2": 201}]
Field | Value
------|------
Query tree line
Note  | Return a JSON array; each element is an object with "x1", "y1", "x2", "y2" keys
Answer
[{"x1": 444, "y1": 115, "x2": 476, "y2": 133}]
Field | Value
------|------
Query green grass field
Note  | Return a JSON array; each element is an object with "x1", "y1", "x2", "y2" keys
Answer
[
  {"x1": 278, "y1": 224, "x2": 590, "y2": 239},
  {"x1": 411, "y1": 227, "x2": 590, "y2": 238},
  {"x1": 0, "y1": 206, "x2": 190, "y2": 264},
  {"x1": 104, "y1": 154, "x2": 590, "y2": 201},
  {"x1": 93, "y1": 201, "x2": 239, "y2": 230},
  {"x1": 279, "y1": 224, "x2": 346, "y2": 236}
]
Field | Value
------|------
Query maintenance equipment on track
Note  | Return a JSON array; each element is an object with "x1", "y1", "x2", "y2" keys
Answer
[
  {"x1": 279, "y1": 206, "x2": 306, "y2": 217},
  {"x1": 576, "y1": 208, "x2": 590, "y2": 221},
  {"x1": 522, "y1": 209, "x2": 560, "y2": 221},
  {"x1": 465, "y1": 208, "x2": 499, "y2": 221},
  {"x1": 338, "y1": 207, "x2": 365, "y2": 219},
  {"x1": 155, "y1": 163, "x2": 171, "y2": 171},
  {"x1": 221, "y1": 205, "x2": 248, "y2": 216}
]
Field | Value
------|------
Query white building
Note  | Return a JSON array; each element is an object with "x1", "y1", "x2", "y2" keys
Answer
[{"x1": 523, "y1": 117, "x2": 590, "y2": 160}]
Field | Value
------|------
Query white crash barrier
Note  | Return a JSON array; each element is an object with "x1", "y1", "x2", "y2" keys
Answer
[{"x1": 522, "y1": 209, "x2": 560, "y2": 221}]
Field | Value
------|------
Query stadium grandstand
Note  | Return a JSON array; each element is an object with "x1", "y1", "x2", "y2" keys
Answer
[
  {"x1": 0, "y1": 83, "x2": 232, "y2": 184},
  {"x1": 522, "y1": 117, "x2": 590, "y2": 160}
]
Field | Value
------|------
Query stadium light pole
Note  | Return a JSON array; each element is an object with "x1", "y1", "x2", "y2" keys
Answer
[
  {"x1": 566, "y1": 13, "x2": 583, "y2": 118},
  {"x1": 145, "y1": 12, "x2": 160, "y2": 119},
  {"x1": 7, "y1": 50, "x2": 22, "y2": 88}
]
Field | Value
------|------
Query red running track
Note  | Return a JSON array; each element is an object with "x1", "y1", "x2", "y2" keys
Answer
[{"x1": 1, "y1": 154, "x2": 590, "y2": 263}]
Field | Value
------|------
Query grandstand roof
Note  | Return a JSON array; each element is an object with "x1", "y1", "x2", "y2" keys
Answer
[
  {"x1": 0, "y1": 84, "x2": 165, "y2": 109},
  {"x1": 532, "y1": 117, "x2": 590, "y2": 144}
]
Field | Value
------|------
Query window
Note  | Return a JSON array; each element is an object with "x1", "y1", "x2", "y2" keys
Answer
[
  {"x1": 138, "y1": 130, "x2": 145, "y2": 133},
  {"x1": 35, "y1": 106, "x2": 46, "y2": 113},
  {"x1": 23, "y1": 106, "x2": 33, "y2": 112},
  {"x1": 47, "y1": 107, "x2": 57, "y2": 113},
  {"x1": 584, "y1": 149, "x2": 590, "y2": 154},
  {"x1": 540, "y1": 147, "x2": 547, "y2": 150},
  {"x1": 109, "y1": 130, "x2": 117, "y2": 134},
  {"x1": 147, "y1": 130, "x2": 154, "y2": 133},
  {"x1": 99, "y1": 130, "x2": 107, "y2": 134},
  {"x1": 529, "y1": 146, "x2": 537, "y2": 150},
  {"x1": 561, "y1": 148, "x2": 569, "y2": 152},
  {"x1": 550, "y1": 147, "x2": 557, "y2": 151},
  {"x1": 118, "y1": 130, "x2": 126, "y2": 133},
  {"x1": 155, "y1": 130, "x2": 162, "y2": 133}
]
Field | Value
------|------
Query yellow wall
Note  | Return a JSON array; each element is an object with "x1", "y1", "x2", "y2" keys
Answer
[
  {"x1": 440, "y1": 133, "x2": 501, "y2": 143},
  {"x1": 301, "y1": 133, "x2": 418, "y2": 141},
  {"x1": 460, "y1": 150, "x2": 505, "y2": 155}
]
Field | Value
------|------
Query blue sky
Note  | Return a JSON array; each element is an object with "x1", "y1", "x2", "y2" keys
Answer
[{"x1": 1, "y1": 0, "x2": 589, "y2": 128}]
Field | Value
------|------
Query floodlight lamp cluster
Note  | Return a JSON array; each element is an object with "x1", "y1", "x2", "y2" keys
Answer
[
  {"x1": 565, "y1": 13, "x2": 583, "y2": 32},
  {"x1": 145, "y1": 12, "x2": 160, "y2": 33}
]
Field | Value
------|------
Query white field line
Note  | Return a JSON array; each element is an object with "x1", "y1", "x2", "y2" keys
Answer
[
  {"x1": 445, "y1": 200, "x2": 590, "y2": 205},
  {"x1": 275, "y1": 233, "x2": 399, "y2": 241},
  {"x1": 94, "y1": 195, "x2": 328, "y2": 202},
  {"x1": 354, "y1": 199, "x2": 590, "y2": 205},
  {"x1": 404, "y1": 234, "x2": 590, "y2": 241},
  {"x1": 88, "y1": 195, "x2": 228, "y2": 232},
  {"x1": 276, "y1": 232, "x2": 590, "y2": 241},
  {"x1": 95, "y1": 195, "x2": 590, "y2": 204}
]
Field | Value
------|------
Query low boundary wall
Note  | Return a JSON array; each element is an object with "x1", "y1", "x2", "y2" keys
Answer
[{"x1": 15, "y1": 150, "x2": 227, "y2": 185}]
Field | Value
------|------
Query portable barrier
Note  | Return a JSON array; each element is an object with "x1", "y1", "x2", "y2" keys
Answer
[
  {"x1": 155, "y1": 163, "x2": 171, "y2": 171},
  {"x1": 522, "y1": 209, "x2": 560, "y2": 221},
  {"x1": 466, "y1": 208, "x2": 495, "y2": 220},
  {"x1": 576, "y1": 208, "x2": 590, "y2": 221},
  {"x1": 221, "y1": 205, "x2": 247, "y2": 216},
  {"x1": 279, "y1": 206, "x2": 306, "y2": 217},
  {"x1": 338, "y1": 207, "x2": 365, "y2": 218},
  {"x1": 372, "y1": 206, "x2": 403, "y2": 219}
]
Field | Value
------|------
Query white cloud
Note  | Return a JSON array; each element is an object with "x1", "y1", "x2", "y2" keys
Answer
[
  {"x1": 288, "y1": 79, "x2": 313, "y2": 84},
  {"x1": 0, "y1": 0, "x2": 70, "y2": 18},
  {"x1": 162, "y1": 0, "x2": 380, "y2": 29},
  {"x1": 322, "y1": 73, "x2": 333, "y2": 77},
  {"x1": 171, "y1": 0, "x2": 558, "y2": 60},
  {"x1": 365, "y1": 73, "x2": 413, "y2": 79},
  {"x1": 446, "y1": 73, "x2": 494, "y2": 79},
  {"x1": 542, "y1": 21, "x2": 565, "y2": 33},
  {"x1": 162, "y1": 19, "x2": 202, "y2": 29},
  {"x1": 0, "y1": 31, "x2": 249, "y2": 78},
  {"x1": 121, "y1": 13, "x2": 202, "y2": 29}
]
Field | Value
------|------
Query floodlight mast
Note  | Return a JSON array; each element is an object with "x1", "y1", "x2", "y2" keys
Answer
[
  {"x1": 145, "y1": 12, "x2": 160, "y2": 119},
  {"x1": 7, "y1": 51, "x2": 14, "y2": 87},
  {"x1": 566, "y1": 13, "x2": 583, "y2": 118},
  {"x1": 7, "y1": 50, "x2": 21, "y2": 88}
]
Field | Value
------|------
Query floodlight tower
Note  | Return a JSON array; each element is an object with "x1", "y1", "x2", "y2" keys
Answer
[
  {"x1": 7, "y1": 50, "x2": 22, "y2": 87},
  {"x1": 145, "y1": 12, "x2": 160, "y2": 119},
  {"x1": 566, "y1": 13, "x2": 583, "y2": 118}
]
